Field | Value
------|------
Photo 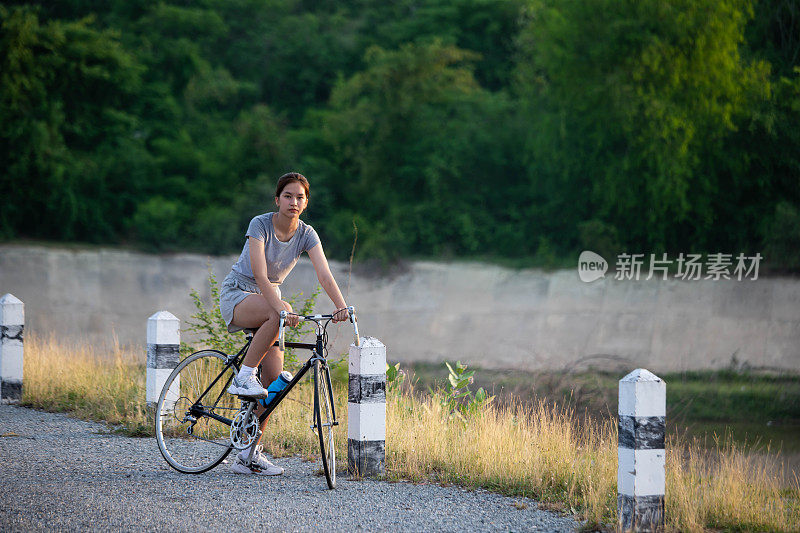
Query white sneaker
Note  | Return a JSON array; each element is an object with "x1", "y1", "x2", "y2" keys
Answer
[
  {"x1": 231, "y1": 447, "x2": 284, "y2": 476},
  {"x1": 227, "y1": 373, "x2": 268, "y2": 399}
]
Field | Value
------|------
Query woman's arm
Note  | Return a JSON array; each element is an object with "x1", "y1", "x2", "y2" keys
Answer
[
  {"x1": 248, "y1": 237, "x2": 289, "y2": 316},
  {"x1": 307, "y1": 243, "x2": 348, "y2": 322}
]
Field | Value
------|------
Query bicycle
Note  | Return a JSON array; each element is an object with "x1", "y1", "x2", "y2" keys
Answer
[{"x1": 154, "y1": 306, "x2": 360, "y2": 489}]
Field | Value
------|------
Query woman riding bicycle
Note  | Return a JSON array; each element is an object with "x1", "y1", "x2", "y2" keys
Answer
[{"x1": 219, "y1": 172, "x2": 349, "y2": 475}]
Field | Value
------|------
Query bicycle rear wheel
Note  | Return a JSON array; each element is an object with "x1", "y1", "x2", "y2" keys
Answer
[
  {"x1": 313, "y1": 359, "x2": 336, "y2": 489},
  {"x1": 155, "y1": 350, "x2": 238, "y2": 473}
]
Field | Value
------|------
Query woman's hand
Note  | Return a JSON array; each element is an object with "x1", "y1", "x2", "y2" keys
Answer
[
  {"x1": 332, "y1": 307, "x2": 349, "y2": 323},
  {"x1": 282, "y1": 301, "x2": 300, "y2": 328}
]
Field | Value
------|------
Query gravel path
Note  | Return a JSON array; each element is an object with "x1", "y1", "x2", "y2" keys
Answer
[{"x1": 0, "y1": 405, "x2": 582, "y2": 532}]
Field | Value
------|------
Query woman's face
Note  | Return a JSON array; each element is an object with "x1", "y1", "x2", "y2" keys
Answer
[{"x1": 275, "y1": 181, "x2": 308, "y2": 218}]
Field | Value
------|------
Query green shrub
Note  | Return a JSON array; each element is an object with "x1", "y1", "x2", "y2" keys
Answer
[
  {"x1": 440, "y1": 361, "x2": 494, "y2": 423},
  {"x1": 181, "y1": 268, "x2": 320, "y2": 371}
]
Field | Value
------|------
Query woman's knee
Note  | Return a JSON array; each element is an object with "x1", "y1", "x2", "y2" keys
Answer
[
  {"x1": 264, "y1": 307, "x2": 279, "y2": 323},
  {"x1": 232, "y1": 295, "x2": 275, "y2": 328},
  {"x1": 249, "y1": 308, "x2": 278, "y2": 330},
  {"x1": 249, "y1": 300, "x2": 278, "y2": 326}
]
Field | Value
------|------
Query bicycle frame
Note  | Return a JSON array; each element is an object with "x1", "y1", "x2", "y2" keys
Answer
[
  {"x1": 186, "y1": 323, "x2": 335, "y2": 430},
  {"x1": 256, "y1": 334, "x2": 328, "y2": 425}
]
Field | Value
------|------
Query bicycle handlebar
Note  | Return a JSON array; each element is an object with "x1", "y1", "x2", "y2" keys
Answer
[{"x1": 278, "y1": 306, "x2": 361, "y2": 352}]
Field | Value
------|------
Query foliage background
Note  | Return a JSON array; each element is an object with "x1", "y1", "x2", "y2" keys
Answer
[{"x1": 1, "y1": 0, "x2": 798, "y2": 269}]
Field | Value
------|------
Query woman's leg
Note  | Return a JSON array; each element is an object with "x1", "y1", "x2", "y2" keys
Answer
[
  {"x1": 231, "y1": 294, "x2": 280, "y2": 368},
  {"x1": 252, "y1": 345, "x2": 285, "y2": 442},
  {"x1": 231, "y1": 293, "x2": 289, "y2": 433},
  {"x1": 259, "y1": 344, "x2": 285, "y2": 386},
  {"x1": 230, "y1": 295, "x2": 286, "y2": 472}
]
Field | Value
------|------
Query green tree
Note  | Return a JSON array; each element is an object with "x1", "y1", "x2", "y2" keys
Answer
[
  {"x1": 307, "y1": 40, "x2": 526, "y2": 259},
  {"x1": 0, "y1": 6, "x2": 142, "y2": 241},
  {"x1": 515, "y1": 0, "x2": 771, "y2": 253},
  {"x1": 3, "y1": 0, "x2": 798, "y2": 269}
]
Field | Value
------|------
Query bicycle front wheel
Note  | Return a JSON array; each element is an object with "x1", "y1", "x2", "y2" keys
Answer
[
  {"x1": 313, "y1": 359, "x2": 336, "y2": 489},
  {"x1": 155, "y1": 350, "x2": 238, "y2": 473}
]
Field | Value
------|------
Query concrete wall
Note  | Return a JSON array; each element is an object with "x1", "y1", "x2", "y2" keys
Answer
[{"x1": 0, "y1": 244, "x2": 798, "y2": 372}]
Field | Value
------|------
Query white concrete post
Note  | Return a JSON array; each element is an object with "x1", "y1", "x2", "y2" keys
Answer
[
  {"x1": 348, "y1": 337, "x2": 386, "y2": 477},
  {"x1": 146, "y1": 311, "x2": 180, "y2": 410},
  {"x1": 0, "y1": 294, "x2": 24, "y2": 404},
  {"x1": 618, "y1": 369, "x2": 666, "y2": 532}
]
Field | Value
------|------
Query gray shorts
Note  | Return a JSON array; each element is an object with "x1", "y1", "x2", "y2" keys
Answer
[{"x1": 219, "y1": 272, "x2": 281, "y2": 333}]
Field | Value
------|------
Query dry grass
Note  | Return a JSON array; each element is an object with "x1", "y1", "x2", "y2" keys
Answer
[
  {"x1": 22, "y1": 335, "x2": 800, "y2": 531},
  {"x1": 384, "y1": 393, "x2": 618, "y2": 524},
  {"x1": 666, "y1": 436, "x2": 800, "y2": 531},
  {"x1": 23, "y1": 334, "x2": 149, "y2": 433},
  {"x1": 384, "y1": 386, "x2": 800, "y2": 531}
]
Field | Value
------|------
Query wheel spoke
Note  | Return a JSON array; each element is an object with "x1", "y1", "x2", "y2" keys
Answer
[{"x1": 155, "y1": 351, "x2": 237, "y2": 473}]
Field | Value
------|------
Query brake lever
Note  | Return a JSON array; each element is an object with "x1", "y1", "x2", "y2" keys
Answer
[
  {"x1": 348, "y1": 306, "x2": 361, "y2": 347},
  {"x1": 279, "y1": 310, "x2": 286, "y2": 351}
]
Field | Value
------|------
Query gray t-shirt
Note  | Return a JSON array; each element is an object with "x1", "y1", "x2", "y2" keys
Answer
[{"x1": 230, "y1": 212, "x2": 320, "y2": 285}]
